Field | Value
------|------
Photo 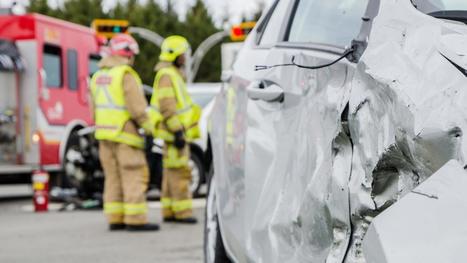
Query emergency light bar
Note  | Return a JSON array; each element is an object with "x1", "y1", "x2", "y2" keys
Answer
[
  {"x1": 230, "y1": 21, "x2": 256, "y2": 42},
  {"x1": 92, "y1": 19, "x2": 129, "y2": 39}
]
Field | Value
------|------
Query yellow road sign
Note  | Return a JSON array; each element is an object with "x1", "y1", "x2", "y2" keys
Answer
[{"x1": 92, "y1": 19, "x2": 129, "y2": 39}]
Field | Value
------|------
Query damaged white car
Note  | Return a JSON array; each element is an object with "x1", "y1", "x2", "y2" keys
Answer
[{"x1": 205, "y1": 0, "x2": 467, "y2": 262}]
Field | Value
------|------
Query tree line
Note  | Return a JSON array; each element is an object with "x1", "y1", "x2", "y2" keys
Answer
[{"x1": 28, "y1": 0, "x2": 224, "y2": 84}]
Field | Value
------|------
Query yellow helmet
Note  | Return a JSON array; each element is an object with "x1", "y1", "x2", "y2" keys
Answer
[{"x1": 159, "y1": 35, "x2": 190, "y2": 62}]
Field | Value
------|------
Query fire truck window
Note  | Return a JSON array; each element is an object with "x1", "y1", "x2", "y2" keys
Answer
[
  {"x1": 89, "y1": 55, "x2": 100, "y2": 77},
  {"x1": 67, "y1": 49, "x2": 78, "y2": 91},
  {"x1": 43, "y1": 44, "x2": 62, "y2": 88}
]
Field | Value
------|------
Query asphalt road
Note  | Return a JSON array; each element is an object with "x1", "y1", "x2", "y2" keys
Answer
[{"x1": 0, "y1": 186, "x2": 205, "y2": 263}]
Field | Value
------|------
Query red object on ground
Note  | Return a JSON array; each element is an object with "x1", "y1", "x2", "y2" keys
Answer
[{"x1": 32, "y1": 171, "x2": 49, "y2": 212}]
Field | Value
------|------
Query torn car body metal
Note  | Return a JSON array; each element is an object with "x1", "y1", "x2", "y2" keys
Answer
[{"x1": 207, "y1": 0, "x2": 467, "y2": 262}]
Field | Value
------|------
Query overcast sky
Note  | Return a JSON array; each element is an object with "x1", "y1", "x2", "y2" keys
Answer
[{"x1": 1, "y1": 0, "x2": 274, "y2": 26}]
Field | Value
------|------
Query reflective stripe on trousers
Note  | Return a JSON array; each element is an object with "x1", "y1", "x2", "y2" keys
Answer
[
  {"x1": 161, "y1": 198, "x2": 192, "y2": 212},
  {"x1": 104, "y1": 202, "x2": 124, "y2": 214},
  {"x1": 123, "y1": 203, "x2": 148, "y2": 215},
  {"x1": 161, "y1": 197, "x2": 172, "y2": 209},
  {"x1": 104, "y1": 202, "x2": 147, "y2": 215},
  {"x1": 172, "y1": 199, "x2": 192, "y2": 212}
]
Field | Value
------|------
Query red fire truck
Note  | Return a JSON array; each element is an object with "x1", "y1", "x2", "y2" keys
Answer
[{"x1": 0, "y1": 13, "x2": 100, "y2": 184}]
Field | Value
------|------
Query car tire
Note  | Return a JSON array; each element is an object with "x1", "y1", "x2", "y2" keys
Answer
[
  {"x1": 204, "y1": 166, "x2": 231, "y2": 263},
  {"x1": 190, "y1": 152, "x2": 204, "y2": 197}
]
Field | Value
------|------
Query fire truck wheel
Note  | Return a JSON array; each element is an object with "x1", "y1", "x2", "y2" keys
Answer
[{"x1": 62, "y1": 129, "x2": 85, "y2": 192}]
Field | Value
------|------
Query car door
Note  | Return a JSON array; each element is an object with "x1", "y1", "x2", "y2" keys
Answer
[
  {"x1": 245, "y1": 1, "x2": 371, "y2": 262},
  {"x1": 209, "y1": 1, "x2": 291, "y2": 261},
  {"x1": 212, "y1": 0, "x2": 372, "y2": 262}
]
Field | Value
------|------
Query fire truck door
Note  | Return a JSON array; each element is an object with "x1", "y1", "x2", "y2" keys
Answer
[{"x1": 0, "y1": 71, "x2": 19, "y2": 164}]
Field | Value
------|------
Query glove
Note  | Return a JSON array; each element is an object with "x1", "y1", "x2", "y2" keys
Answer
[
  {"x1": 174, "y1": 130, "x2": 186, "y2": 150},
  {"x1": 139, "y1": 117, "x2": 156, "y2": 136}
]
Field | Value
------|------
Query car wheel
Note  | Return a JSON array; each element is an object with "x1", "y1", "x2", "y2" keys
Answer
[
  {"x1": 189, "y1": 152, "x2": 204, "y2": 197},
  {"x1": 204, "y1": 166, "x2": 231, "y2": 263}
]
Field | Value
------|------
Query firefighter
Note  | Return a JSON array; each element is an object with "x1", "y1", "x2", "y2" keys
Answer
[
  {"x1": 90, "y1": 34, "x2": 159, "y2": 231},
  {"x1": 151, "y1": 35, "x2": 201, "y2": 224}
]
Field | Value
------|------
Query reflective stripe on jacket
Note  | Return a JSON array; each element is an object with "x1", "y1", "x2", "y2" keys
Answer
[
  {"x1": 151, "y1": 66, "x2": 201, "y2": 142},
  {"x1": 90, "y1": 65, "x2": 145, "y2": 149}
]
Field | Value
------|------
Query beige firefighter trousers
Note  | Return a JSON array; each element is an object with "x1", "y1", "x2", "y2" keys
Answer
[
  {"x1": 161, "y1": 143, "x2": 193, "y2": 219},
  {"x1": 99, "y1": 140, "x2": 149, "y2": 225}
]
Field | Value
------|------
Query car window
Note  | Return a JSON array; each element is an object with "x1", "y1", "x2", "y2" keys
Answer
[
  {"x1": 287, "y1": 0, "x2": 368, "y2": 47},
  {"x1": 43, "y1": 44, "x2": 62, "y2": 88},
  {"x1": 259, "y1": 0, "x2": 290, "y2": 46},
  {"x1": 412, "y1": 0, "x2": 467, "y2": 14},
  {"x1": 67, "y1": 49, "x2": 78, "y2": 91}
]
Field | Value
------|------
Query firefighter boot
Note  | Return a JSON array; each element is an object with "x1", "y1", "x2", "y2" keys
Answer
[
  {"x1": 163, "y1": 214, "x2": 197, "y2": 223},
  {"x1": 173, "y1": 217, "x2": 198, "y2": 224},
  {"x1": 163, "y1": 216, "x2": 176, "y2": 222},
  {"x1": 126, "y1": 223, "x2": 160, "y2": 232},
  {"x1": 109, "y1": 223, "x2": 126, "y2": 231}
]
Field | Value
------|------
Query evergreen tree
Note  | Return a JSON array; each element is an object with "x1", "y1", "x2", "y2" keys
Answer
[
  {"x1": 182, "y1": 0, "x2": 221, "y2": 82},
  {"x1": 110, "y1": 2, "x2": 126, "y2": 19},
  {"x1": 59, "y1": 0, "x2": 108, "y2": 26},
  {"x1": 28, "y1": 0, "x2": 59, "y2": 17},
  {"x1": 28, "y1": 0, "x2": 222, "y2": 84},
  {"x1": 114, "y1": 0, "x2": 182, "y2": 84}
]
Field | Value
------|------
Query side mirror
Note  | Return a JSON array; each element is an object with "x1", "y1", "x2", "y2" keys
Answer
[
  {"x1": 221, "y1": 70, "x2": 233, "y2": 83},
  {"x1": 346, "y1": 39, "x2": 368, "y2": 63}
]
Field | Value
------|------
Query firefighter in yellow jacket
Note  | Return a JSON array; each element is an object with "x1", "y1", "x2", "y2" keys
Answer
[
  {"x1": 151, "y1": 36, "x2": 201, "y2": 224},
  {"x1": 90, "y1": 34, "x2": 159, "y2": 231}
]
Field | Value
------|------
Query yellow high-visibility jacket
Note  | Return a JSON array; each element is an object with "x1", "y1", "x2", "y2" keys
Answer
[
  {"x1": 90, "y1": 65, "x2": 148, "y2": 149},
  {"x1": 151, "y1": 66, "x2": 201, "y2": 142}
]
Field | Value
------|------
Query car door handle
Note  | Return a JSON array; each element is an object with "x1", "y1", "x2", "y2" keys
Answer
[{"x1": 247, "y1": 81, "x2": 284, "y2": 102}]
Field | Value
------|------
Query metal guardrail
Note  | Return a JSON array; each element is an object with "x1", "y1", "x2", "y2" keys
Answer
[{"x1": 129, "y1": 27, "x2": 165, "y2": 47}]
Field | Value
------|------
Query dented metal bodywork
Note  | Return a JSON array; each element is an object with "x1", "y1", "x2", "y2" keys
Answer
[{"x1": 207, "y1": 0, "x2": 467, "y2": 262}]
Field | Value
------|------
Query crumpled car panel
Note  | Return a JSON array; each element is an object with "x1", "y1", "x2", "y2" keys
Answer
[
  {"x1": 362, "y1": 160, "x2": 467, "y2": 263},
  {"x1": 209, "y1": 0, "x2": 467, "y2": 262},
  {"x1": 347, "y1": 0, "x2": 467, "y2": 261}
]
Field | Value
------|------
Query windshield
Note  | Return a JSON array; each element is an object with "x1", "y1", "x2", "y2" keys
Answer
[{"x1": 412, "y1": 0, "x2": 467, "y2": 14}]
